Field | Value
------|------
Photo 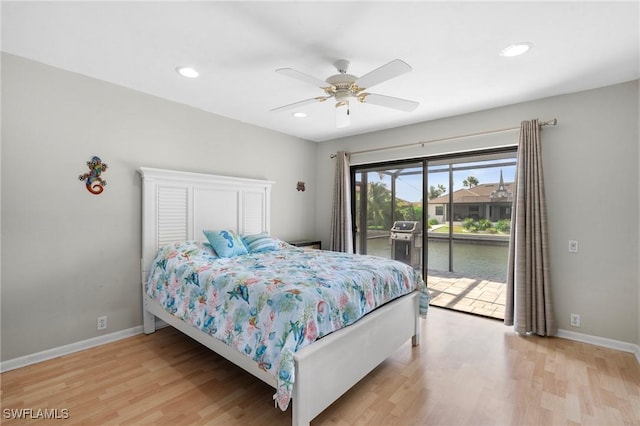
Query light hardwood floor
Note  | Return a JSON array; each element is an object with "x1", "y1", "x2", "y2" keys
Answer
[{"x1": 2, "y1": 307, "x2": 639, "y2": 425}]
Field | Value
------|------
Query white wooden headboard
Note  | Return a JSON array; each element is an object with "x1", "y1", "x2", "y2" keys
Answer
[{"x1": 138, "y1": 167, "x2": 274, "y2": 281}]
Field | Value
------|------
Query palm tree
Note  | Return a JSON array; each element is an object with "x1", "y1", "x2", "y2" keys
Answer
[
  {"x1": 428, "y1": 184, "x2": 446, "y2": 200},
  {"x1": 463, "y1": 176, "x2": 479, "y2": 188},
  {"x1": 367, "y1": 182, "x2": 391, "y2": 230}
]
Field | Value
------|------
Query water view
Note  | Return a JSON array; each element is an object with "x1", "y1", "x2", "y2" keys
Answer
[{"x1": 363, "y1": 235, "x2": 509, "y2": 283}]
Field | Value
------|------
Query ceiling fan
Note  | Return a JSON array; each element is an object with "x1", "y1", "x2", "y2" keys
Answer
[{"x1": 271, "y1": 59, "x2": 419, "y2": 128}]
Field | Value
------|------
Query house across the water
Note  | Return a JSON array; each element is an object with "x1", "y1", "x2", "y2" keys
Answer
[{"x1": 429, "y1": 171, "x2": 514, "y2": 223}]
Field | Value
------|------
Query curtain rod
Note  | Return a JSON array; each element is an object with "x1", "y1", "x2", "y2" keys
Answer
[{"x1": 330, "y1": 118, "x2": 558, "y2": 158}]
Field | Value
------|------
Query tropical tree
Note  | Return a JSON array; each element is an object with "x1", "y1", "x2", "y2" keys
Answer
[
  {"x1": 367, "y1": 182, "x2": 391, "y2": 230},
  {"x1": 395, "y1": 201, "x2": 421, "y2": 222},
  {"x1": 428, "y1": 184, "x2": 446, "y2": 200},
  {"x1": 462, "y1": 176, "x2": 480, "y2": 188}
]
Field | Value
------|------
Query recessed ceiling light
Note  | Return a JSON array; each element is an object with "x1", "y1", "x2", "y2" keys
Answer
[
  {"x1": 176, "y1": 66, "x2": 199, "y2": 78},
  {"x1": 500, "y1": 42, "x2": 532, "y2": 57},
  {"x1": 292, "y1": 112, "x2": 307, "y2": 118}
]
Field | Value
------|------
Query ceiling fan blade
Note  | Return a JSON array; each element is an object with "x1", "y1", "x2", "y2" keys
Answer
[
  {"x1": 355, "y1": 59, "x2": 412, "y2": 90},
  {"x1": 270, "y1": 96, "x2": 332, "y2": 112},
  {"x1": 275, "y1": 68, "x2": 334, "y2": 90},
  {"x1": 358, "y1": 93, "x2": 419, "y2": 112}
]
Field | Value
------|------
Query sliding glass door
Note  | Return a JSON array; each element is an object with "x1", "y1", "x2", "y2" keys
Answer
[{"x1": 352, "y1": 148, "x2": 516, "y2": 319}]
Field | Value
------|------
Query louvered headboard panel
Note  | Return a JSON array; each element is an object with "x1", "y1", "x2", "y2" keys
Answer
[{"x1": 138, "y1": 167, "x2": 274, "y2": 282}]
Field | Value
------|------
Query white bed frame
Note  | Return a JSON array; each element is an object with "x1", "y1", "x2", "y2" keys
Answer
[{"x1": 138, "y1": 167, "x2": 421, "y2": 426}]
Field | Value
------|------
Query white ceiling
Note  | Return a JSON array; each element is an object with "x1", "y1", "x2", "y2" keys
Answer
[{"x1": 2, "y1": 1, "x2": 639, "y2": 142}]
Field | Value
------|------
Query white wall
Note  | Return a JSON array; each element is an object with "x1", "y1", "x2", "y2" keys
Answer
[
  {"x1": 316, "y1": 81, "x2": 640, "y2": 345},
  {"x1": 0, "y1": 54, "x2": 318, "y2": 361}
]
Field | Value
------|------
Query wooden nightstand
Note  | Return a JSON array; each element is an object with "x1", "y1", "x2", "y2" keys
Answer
[{"x1": 289, "y1": 240, "x2": 322, "y2": 250}]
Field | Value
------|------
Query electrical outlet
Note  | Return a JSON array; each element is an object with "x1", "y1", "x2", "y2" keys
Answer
[
  {"x1": 568, "y1": 240, "x2": 578, "y2": 253},
  {"x1": 97, "y1": 316, "x2": 107, "y2": 330},
  {"x1": 570, "y1": 313, "x2": 581, "y2": 327}
]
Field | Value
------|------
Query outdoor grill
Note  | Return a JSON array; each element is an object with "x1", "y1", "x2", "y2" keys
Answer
[{"x1": 390, "y1": 221, "x2": 422, "y2": 268}]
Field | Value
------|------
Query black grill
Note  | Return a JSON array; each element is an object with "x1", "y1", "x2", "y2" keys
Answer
[{"x1": 389, "y1": 221, "x2": 422, "y2": 268}]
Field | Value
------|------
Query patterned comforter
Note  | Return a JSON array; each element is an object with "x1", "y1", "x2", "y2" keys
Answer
[{"x1": 146, "y1": 241, "x2": 429, "y2": 410}]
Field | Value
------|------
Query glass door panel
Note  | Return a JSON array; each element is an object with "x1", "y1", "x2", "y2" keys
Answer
[
  {"x1": 426, "y1": 151, "x2": 516, "y2": 319},
  {"x1": 450, "y1": 155, "x2": 515, "y2": 283},
  {"x1": 354, "y1": 163, "x2": 423, "y2": 266}
]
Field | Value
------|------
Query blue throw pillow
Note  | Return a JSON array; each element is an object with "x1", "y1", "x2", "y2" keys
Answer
[
  {"x1": 242, "y1": 233, "x2": 280, "y2": 253},
  {"x1": 203, "y1": 230, "x2": 248, "y2": 258}
]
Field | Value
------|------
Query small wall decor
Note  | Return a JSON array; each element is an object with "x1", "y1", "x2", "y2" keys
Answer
[
  {"x1": 297, "y1": 181, "x2": 306, "y2": 192},
  {"x1": 79, "y1": 156, "x2": 108, "y2": 194}
]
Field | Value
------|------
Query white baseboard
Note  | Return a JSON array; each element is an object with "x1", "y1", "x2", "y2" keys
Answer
[
  {"x1": 0, "y1": 326, "x2": 143, "y2": 373},
  {"x1": 556, "y1": 328, "x2": 640, "y2": 364},
  {"x1": 3, "y1": 323, "x2": 638, "y2": 373}
]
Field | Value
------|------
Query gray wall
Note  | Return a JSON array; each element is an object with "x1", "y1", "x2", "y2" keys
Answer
[
  {"x1": 2, "y1": 52, "x2": 638, "y2": 362},
  {"x1": 316, "y1": 80, "x2": 640, "y2": 345},
  {"x1": 1, "y1": 54, "x2": 318, "y2": 361}
]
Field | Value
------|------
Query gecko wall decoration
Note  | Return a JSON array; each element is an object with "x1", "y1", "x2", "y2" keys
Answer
[{"x1": 78, "y1": 156, "x2": 108, "y2": 194}]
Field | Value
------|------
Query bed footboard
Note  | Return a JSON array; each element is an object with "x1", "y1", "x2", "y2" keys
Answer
[{"x1": 291, "y1": 292, "x2": 420, "y2": 426}]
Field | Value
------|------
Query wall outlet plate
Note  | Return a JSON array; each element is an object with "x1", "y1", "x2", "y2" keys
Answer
[
  {"x1": 97, "y1": 316, "x2": 107, "y2": 330},
  {"x1": 570, "y1": 313, "x2": 581, "y2": 327},
  {"x1": 568, "y1": 240, "x2": 578, "y2": 253}
]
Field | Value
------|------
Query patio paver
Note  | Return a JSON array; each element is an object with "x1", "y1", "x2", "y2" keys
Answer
[{"x1": 427, "y1": 270, "x2": 506, "y2": 320}]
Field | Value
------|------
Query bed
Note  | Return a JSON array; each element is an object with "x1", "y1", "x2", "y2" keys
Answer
[{"x1": 138, "y1": 167, "x2": 429, "y2": 425}]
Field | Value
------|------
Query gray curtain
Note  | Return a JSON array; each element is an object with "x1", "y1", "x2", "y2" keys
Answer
[
  {"x1": 330, "y1": 151, "x2": 354, "y2": 252},
  {"x1": 505, "y1": 119, "x2": 556, "y2": 336}
]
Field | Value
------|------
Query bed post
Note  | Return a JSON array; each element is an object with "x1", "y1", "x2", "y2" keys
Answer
[
  {"x1": 292, "y1": 403, "x2": 310, "y2": 426},
  {"x1": 292, "y1": 362, "x2": 312, "y2": 426},
  {"x1": 142, "y1": 297, "x2": 156, "y2": 334},
  {"x1": 412, "y1": 293, "x2": 421, "y2": 346}
]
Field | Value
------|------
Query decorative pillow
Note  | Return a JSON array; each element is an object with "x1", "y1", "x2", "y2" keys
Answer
[
  {"x1": 242, "y1": 232, "x2": 280, "y2": 253},
  {"x1": 203, "y1": 229, "x2": 248, "y2": 258}
]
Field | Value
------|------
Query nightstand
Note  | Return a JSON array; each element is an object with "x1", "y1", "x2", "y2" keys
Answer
[{"x1": 289, "y1": 240, "x2": 322, "y2": 250}]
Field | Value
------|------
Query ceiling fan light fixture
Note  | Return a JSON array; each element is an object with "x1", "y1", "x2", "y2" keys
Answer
[
  {"x1": 271, "y1": 59, "x2": 418, "y2": 127},
  {"x1": 500, "y1": 42, "x2": 532, "y2": 57},
  {"x1": 335, "y1": 100, "x2": 350, "y2": 128},
  {"x1": 176, "y1": 66, "x2": 199, "y2": 78}
]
